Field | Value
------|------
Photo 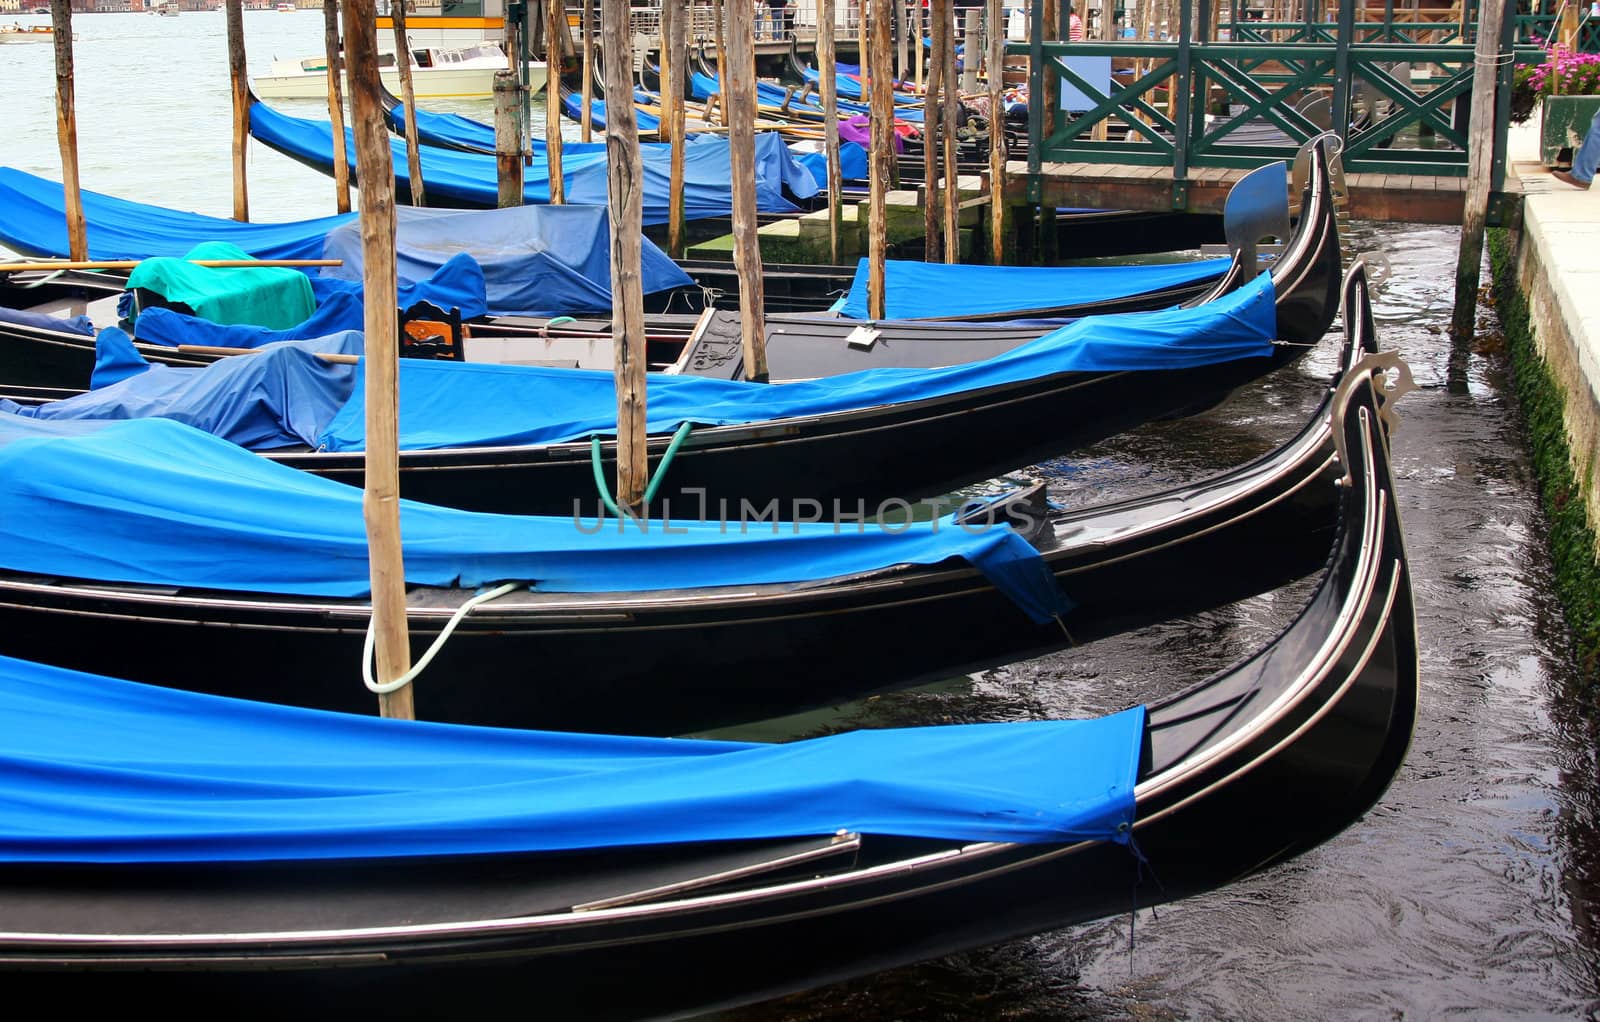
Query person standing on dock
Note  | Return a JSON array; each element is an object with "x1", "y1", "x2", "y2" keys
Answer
[{"x1": 1554, "y1": 108, "x2": 1600, "y2": 190}]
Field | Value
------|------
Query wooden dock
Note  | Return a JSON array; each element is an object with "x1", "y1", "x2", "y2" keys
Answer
[{"x1": 1002, "y1": 159, "x2": 1525, "y2": 226}]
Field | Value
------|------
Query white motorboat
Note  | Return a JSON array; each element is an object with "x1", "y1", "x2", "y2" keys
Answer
[
  {"x1": 251, "y1": 41, "x2": 546, "y2": 100},
  {"x1": 0, "y1": 23, "x2": 54, "y2": 43}
]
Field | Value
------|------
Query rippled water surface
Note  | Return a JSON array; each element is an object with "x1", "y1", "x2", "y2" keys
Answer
[
  {"x1": 6, "y1": 19, "x2": 1600, "y2": 1018},
  {"x1": 715, "y1": 220, "x2": 1600, "y2": 1020}
]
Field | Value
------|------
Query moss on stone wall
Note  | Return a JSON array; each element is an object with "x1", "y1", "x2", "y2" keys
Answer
[{"x1": 1487, "y1": 228, "x2": 1600, "y2": 690}]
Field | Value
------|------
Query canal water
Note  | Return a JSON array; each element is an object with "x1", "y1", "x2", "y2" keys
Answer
[{"x1": 4, "y1": 13, "x2": 1598, "y2": 1019}]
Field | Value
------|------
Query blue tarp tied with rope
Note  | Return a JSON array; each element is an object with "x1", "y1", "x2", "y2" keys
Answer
[
  {"x1": 832, "y1": 256, "x2": 1235, "y2": 321},
  {"x1": 0, "y1": 410, "x2": 1073, "y2": 623},
  {"x1": 0, "y1": 652, "x2": 1144, "y2": 864}
]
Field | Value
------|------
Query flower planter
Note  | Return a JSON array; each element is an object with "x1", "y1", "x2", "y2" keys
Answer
[{"x1": 1541, "y1": 94, "x2": 1600, "y2": 166}]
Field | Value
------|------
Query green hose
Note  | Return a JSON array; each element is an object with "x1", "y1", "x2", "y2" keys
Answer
[
  {"x1": 588, "y1": 421, "x2": 694, "y2": 516},
  {"x1": 643, "y1": 422, "x2": 694, "y2": 506},
  {"x1": 590, "y1": 435, "x2": 622, "y2": 518}
]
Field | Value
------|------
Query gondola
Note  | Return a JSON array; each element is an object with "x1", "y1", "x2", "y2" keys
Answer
[
  {"x1": 0, "y1": 270, "x2": 1417, "y2": 1017},
  {"x1": 262, "y1": 135, "x2": 1343, "y2": 516},
  {"x1": 0, "y1": 146, "x2": 1280, "y2": 387},
  {"x1": 0, "y1": 260, "x2": 1392, "y2": 734}
]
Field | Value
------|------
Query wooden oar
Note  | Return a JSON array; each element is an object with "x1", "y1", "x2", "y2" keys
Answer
[
  {"x1": 0, "y1": 258, "x2": 344, "y2": 273},
  {"x1": 175, "y1": 343, "x2": 359, "y2": 364}
]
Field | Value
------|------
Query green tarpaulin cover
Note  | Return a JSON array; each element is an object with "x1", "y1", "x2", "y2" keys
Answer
[{"x1": 125, "y1": 240, "x2": 316, "y2": 329}]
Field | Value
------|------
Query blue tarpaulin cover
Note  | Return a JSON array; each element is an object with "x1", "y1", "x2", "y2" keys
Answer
[
  {"x1": 0, "y1": 303, "x2": 94, "y2": 336},
  {"x1": 0, "y1": 411, "x2": 1073, "y2": 622},
  {"x1": 0, "y1": 166, "x2": 351, "y2": 261},
  {"x1": 0, "y1": 168, "x2": 688, "y2": 319},
  {"x1": 82, "y1": 254, "x2": 485, "y2": 387},
  {"x1": 320, "y1": 206, "x2": 692, "y2": 317},
  {"x1": 556, "y1": 89, "x2": 664, "y2": 132},
  {"x1": 0, "y1": 652, "x2": 1144, "y2": 864},
  {"x1": 8, "y1": 338, "x2": 360, "y2": 448},
  {"x1": 793, "y1": 140, "x2": 870, "y2": 183},
  {"x1": 319, "y1": 272, "x2": 1278, "y2": 452},
  {"x1": 248, "y1": 100, "x2": 817, "y2": 223},
  {"x1": 834, "y1": 256, "x2": 1235, "y2": 321},
  {"x1": 309, "y1": 249, "x2": 491, "y2": 320}
]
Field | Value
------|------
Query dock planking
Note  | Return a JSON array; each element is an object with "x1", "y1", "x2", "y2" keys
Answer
[{"x1": 1005, "y1": 159, "x2": 1484, "y2": 224}]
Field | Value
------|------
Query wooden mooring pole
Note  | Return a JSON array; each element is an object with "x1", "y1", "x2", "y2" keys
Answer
[
  {"x1": 347, "y1": 0, "x2": 413, "y2": 721},
  {"x1": 940, "y1": 0, "x2": 958, "y2": 263},
  {"x1": 581, "y1": 0, "x2": 594, "y2": 141},
  {"x1": 987, "y1": 0, "x2": 1005, "y2": 265},
  {"x1": 1450, "y1": 0, "x2": 1508, "y2": 340},
  {"x1": 664, "y1": 0, "x2": 686, "y2": 254},
  {"x1": 725, "y1": 0, "x2": 769, "y2": 380},
  {"x1": 495, "y1": 70, "x2": 525, "y2": 206},
  {"x1": 392, "y1": 0, "x2": 426, "y2": 206},
  {"x1": 923, "y1": 0, "x2": 943, "y2": 261},
  {"x1": 820, "y1": 0, "x2": 844, "y2": 263},
  {"x1": 713, "y1": 0, "x2": 729, "y2": 125},
  {"x1": 869, "y1": 0, "x2": 893, "y2": 319},
  {"x1": 323, "y1": 0, "x2": 351, "y2": 213},
  {"x1": 601, "y1": 0, "x2": 648, "y2": 515},
  {"x1": 545, "y1": 0, "x2": 565, "y2": 203},
  {"x1": 225, "y1": 0, "x2": 249, "y2": 221},
  {"x1": 49, "y1": 0, "x2": 86, "y2": 261},
  {"x1": 913, "y1": 0, "x2": 924, "y2": 92}
]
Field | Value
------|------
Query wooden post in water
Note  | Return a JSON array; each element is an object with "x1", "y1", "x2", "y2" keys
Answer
[
  {"x1": 940, "y1": 0, "x2": 958, "y2": 263},
  {"x1": 323, "y1": 0, "x2": 352, "y2": 214},
  {"x1": 495, "y1": 70, "x2": 525, "y2": 206},
  {"x1": 49, "y1": 0, "x2": 85, "y2": 261},
  {"x1": 987, "y1": 0, "x2": 1005, "y2": 265},
  {"x1": 664, "y1": 0, "x2": 686, "y2": 254},
  {"x1": 923, "y1": 0, "x2": 944, "y2": 260},
  {"x1": 1041, "y1": 0, "x2": 1058, "y2": 140},
  {"x1": 224, "y1": 0, "x2": 249, "y2": 222},
  {"x1": 346, "y1": 0, "x2": 414, "y2": 720},
  {"x1": 545, "y1": 0, "x2": 566, "y2": 202},
  {"x1": 1450, "y1": 0, "x2": 1508, "y2": 340},
  {"x1": 859, "y1": 0, "x2": 869, "y2": 70},
  {"x1": 913, "y1": 0, "x2": 924, "y2": 91},
  {"x1": 896, "y1": 0, "x2": 908, "y2": 80},
  {"x1": 962, "y1": 7, "x2": 980, "y2": 91},
  {"x1": 868, "y1": 0, "x2": 893, "y2": 319},
  {"x1": 602, "y1": 0, "x2": 649, "y2": 513},
  {"x1": 581, "y1": 0, "x2": 594, "y2": 140},
  {"x1": 820, "y1": 0, "x2": 844, "y2": 263},
  {"x1": 713, "y1": 0, "x2": 729, "y2": 124},
  {"x1": 725, "y1": 0, "x2": 769, "y2": 380},
  {"x1": 392, "y1": 0, "x2": 427, "y2": 206}
]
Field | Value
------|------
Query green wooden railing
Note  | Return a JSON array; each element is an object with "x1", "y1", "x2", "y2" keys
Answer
[{"x1": 1018, "y1": 0, "x2": 1523, "y2": 208}]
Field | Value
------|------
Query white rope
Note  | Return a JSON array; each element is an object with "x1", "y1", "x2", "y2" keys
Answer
[
  {"x1": 16, "y1": 269, "x2": 67, "y2": 289},
  {"x1": 362, "y1": 582, "x2": 522, "y2": 695}
]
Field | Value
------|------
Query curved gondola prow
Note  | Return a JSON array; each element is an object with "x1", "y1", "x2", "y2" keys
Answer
[
  {"x1": 1267, "y1": 132, "x2": 1343, "y2": 346},
  {"x1": 1180, "y1": 132, "x2": 1341, "y2": 347},
  {"x1": 1132, "y1": 259, "x2": 1416, "y2": 891}
]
